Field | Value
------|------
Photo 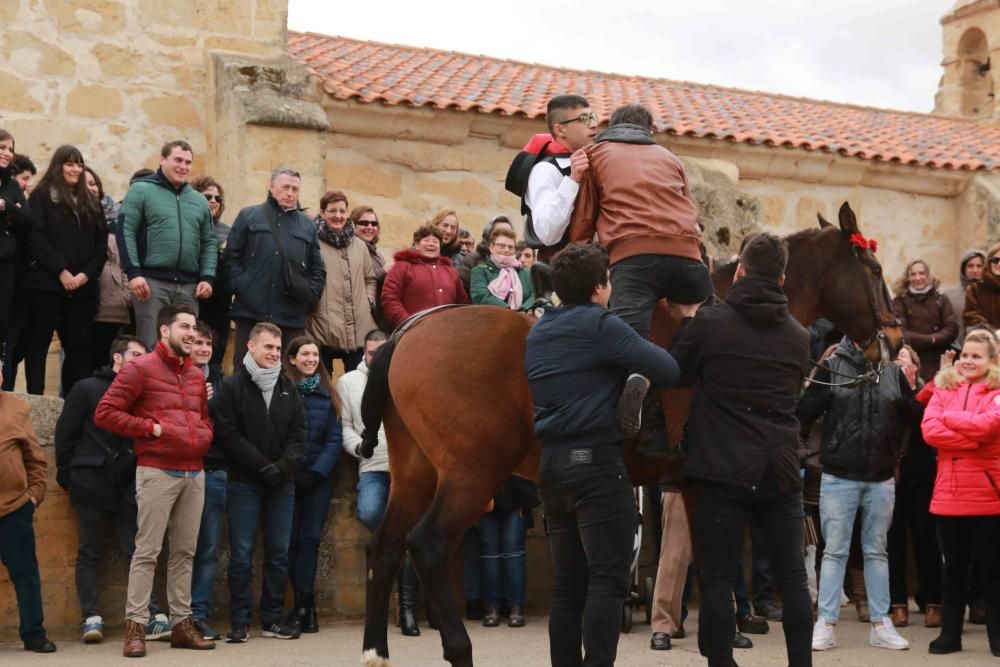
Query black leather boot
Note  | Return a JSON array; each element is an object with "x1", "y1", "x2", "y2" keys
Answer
[
  {"x1": 399, "y1": 557, "x2": 420, "y2": 637},
  {"x1": 928, "y1": 602, "x2": 964, "y2": 654},
  {"x1": 986, "y1": 605, "x2": 1000, "y2": 656},
  {"x1": 298, "y1": 592, "x2": 318, "y2": 633}
]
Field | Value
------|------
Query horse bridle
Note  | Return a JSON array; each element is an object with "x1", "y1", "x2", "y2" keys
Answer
[{"x1": 807, "y1": 244, "x2": 900, "y2": 388}]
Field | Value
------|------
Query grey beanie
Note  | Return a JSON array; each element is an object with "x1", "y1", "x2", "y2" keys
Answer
[{"x1": 960, "y1": 248, "x2": 987, "y2": 287}]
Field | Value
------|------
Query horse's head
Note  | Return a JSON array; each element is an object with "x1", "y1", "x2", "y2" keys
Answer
[{"x1": 815, "y1": 202, "x2": 903, "y2": 365}]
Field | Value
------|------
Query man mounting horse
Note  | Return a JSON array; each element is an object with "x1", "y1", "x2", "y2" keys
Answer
[{"x1": 566, "y1": 103, "x2": 715, "y2": 442}]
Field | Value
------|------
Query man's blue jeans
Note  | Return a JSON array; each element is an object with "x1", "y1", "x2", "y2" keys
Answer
[
  {"x1": 227, "y1": 481, "x2": 294, "y2": 627},
  {"x1": 356, "y1": 471, "x2": 389, "y2": 533},
  {"x1": 289, "y1": 478, "x2": 334, "y2": 595},
  {"x1": 478, "y1": 507, "x2": 528, "y2": 607},
  {"x1": 0, "y1": 501, "x2": 46, "y2": 643},
  {"x1": 191, "y1": 470, "x2": 227, "y2": 620},
  {"x1": 818, "y1": 474, "x2": 895, "y2": 624}
]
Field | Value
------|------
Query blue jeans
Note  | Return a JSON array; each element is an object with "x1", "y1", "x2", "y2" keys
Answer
[
  {"x1": 463, "y1": 529, "x2": 481, "y2": 601},
  {"x1": 289, "y1": 478, "x2": 334, "y2": 594},
  {"x1": 818, "y1": 474, "x2": 895, "y2": 623},
  {"x1": 227, "y1": 481, "x2": 294, "y2": 627},
  {"x1": 0, "y1": 502, "x2": 46, "y2": 643},
  {"x1": 478, "y1": 507, "x2": 528, "y2": 607},
  {"x1": 356, "y1": 471, "x2": 389, "y2": 533},
  {"x1": 191, "y1": 470, "x2": 227, "y2": 620}
]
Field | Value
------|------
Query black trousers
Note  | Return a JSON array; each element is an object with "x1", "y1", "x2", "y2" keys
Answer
[
  {"x1": 539, "y1": 445, "x2": 636, "y2": 667},
  {"x1": 75, "y1": 500, "x2": 161, "y2": 619},
  {"x1": 24, "y1": 290, "x2": 97, "y2": 395},
  {"x1": 694, "y1": 485, "x2": 813, "y2": 667},
  {"x1": 609, "y1": 254, "x2": 714, "y2": 338},
  {"x1": 0, "y1": 501, "x2": 46, "y2": 642},
  {"x1": 888, "y1": 473, "x2": 941, "y2": 606},
  {"x1": 937, "y1": 516, "x2": 1000, "y2": 624},
  {"x1": 320, "y1": 346, "x2": 363, "y2": 375}
]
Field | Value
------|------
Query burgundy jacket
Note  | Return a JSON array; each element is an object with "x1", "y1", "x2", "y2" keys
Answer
[
  {"x1": 380, "y1": 249, "x2": 469, "y2": 330},
  {"x1": 95, "y1": 341, "x2": 212, "y2": 472}
]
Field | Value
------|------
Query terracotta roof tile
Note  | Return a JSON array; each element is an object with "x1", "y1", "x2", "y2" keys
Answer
[{"x1": 287, "y1": 31, "x2": 1000, "y2": 171}]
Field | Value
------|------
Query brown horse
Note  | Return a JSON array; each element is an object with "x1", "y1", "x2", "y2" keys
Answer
[{"x1": 358, "y1": 202, "x2": 902, "y2": 667}]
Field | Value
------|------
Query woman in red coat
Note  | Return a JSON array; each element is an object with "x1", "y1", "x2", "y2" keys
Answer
[
  {"x1": 380, "y1": 224, "x2": 468, "y2": 330},
  {"x1": 921, "y1": 329, "x2": 1000, "y2": 655}
]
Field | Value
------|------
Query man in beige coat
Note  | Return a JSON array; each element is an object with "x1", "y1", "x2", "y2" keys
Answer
[{"x1": 308, "y1": 189, "x2": 377, "y2": 373}]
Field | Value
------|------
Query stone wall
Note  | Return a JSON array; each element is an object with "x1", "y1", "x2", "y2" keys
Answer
[{"x1": 0, "y1": 0, "x2": 289, "y2": 198}]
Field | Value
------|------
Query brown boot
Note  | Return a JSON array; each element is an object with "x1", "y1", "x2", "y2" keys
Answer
[
  {"x1": 890, "y1": 604, "x2": 908, "y2": 627},
  {"x1": 169, "y1": 617, "x2": 215, "y2": 650},
  {"x1": 925, "y1": 603, "x2": 942, "y2": 628},
  {"x1": 123, "y1": 620, "x2": 146, "y2": 658}
]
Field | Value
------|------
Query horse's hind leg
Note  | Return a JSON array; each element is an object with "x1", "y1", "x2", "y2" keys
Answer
[
  {"x1": 407, "y1": 477, "x2": 498, "y2": 667},
  {"x1": 362, "y1": 408, "x2": 437, "y2": 666}
]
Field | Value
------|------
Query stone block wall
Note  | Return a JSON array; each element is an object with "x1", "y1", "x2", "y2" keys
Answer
[{"x1": 0, "y1": 0, "x2": 288, "y2": 198}]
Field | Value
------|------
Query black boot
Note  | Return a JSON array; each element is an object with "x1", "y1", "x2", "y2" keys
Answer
[
  {"x1": 399, "y1": 557, "x2": 420, "y2": 637},
  {"x1": 986, "y1": 605, "x2": 1000, "y2": 657},
  {"x1": 928, "y1": 602, "x2": 964, "y2": 654},
  {"x1": 297, "y1": 592, "x2": 318, "y2": 633}
]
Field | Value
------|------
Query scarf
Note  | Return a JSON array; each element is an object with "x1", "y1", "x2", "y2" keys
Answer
[
  {"x1": 908, "y1": 284, "x2": 933, "y2": 296},
  {"x1": 487, "y1": 254, "x2": 524, "y2": 310},
  {"x1": 243, "y1": 351, "x2": 281, "y2": 407},
  {"x1": 366, "y1": 241, "x2": 387, "y2": 280},
  {"x1": 317, "y1": 218, "x2": 355, "y2": 249},
  {"x1": 296, "y1": 373, "x2": 321, "y2": 395}
]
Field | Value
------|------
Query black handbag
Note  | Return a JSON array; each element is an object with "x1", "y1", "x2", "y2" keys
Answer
[{"x1": 268, "y1": 212, "x2": 313, "y2": 304}]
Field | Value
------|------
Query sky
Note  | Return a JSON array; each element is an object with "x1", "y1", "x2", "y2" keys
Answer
[{"x1": 287, "y1": 0, "x2": 954, "y2": 113}]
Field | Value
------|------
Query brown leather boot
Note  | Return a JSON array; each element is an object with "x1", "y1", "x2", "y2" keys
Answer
[
  {"x1": 890, "y1": 604, "x2": 908, "y2": 627},
  {"x1": 925, "y1": 603, "x2": 942, "y2": 628},
  {"x1": 123, "y1": 620, "x2": 146, "y2": 658},
  {"x1": 169, "y1": 617, "x2": 215, "y2": 650}
]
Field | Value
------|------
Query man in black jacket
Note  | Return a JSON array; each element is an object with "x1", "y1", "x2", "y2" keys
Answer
[
  {"x1": 670, "y1": 233, "x2": 813, "y2": 667},
  {"x1": 214, "y1": 322, "x2": 305, "y2": 643},
  {"x1": 224, "y1": 168, "x2": 326, "y2": 372},
  {"x1": 54, "y1": 335, "x2": 166, "y2": 645},
  {"x1": 525, "y1": 243, "x2": 680, "y2": 667}
]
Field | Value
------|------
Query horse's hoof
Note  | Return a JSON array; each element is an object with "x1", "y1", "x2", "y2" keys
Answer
[{"x1": 362, "y1": 648, "x2": 391, "y2": 666}]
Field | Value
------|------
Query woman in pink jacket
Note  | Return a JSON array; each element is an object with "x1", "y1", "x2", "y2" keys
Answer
[{"x1": 921, "y1": 329, "x2": 1000, "y2": 656}]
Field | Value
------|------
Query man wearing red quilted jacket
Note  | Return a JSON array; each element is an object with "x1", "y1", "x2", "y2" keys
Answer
[{"x1": 95, "y1": 304, "x2": 215, "y2": 657}]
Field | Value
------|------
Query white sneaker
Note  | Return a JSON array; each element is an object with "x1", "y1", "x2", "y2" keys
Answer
[
  {"x1": 870, "y1": 617, "x2": 909, "y2": 650},
  {"x1": 812, "y1": 618, "x2": 836, "y2": 651}
]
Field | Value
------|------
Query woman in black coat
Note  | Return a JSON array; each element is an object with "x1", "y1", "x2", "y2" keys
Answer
[
  {"x1": 24, "y1": 145, "x2": 107, "y2": 395},
  {"x1": 0, "y1": 129, "x2": 38, "y2": 353}
]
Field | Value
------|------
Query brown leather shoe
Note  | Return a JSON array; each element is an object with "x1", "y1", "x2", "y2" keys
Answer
[
  {"x1": 925, "y1": 603, "x2": 942, "y2": 628},
  {"x1": 170, "y1": 617, "x2": 215, "y2": 650},
  {"x1": 890, "y1": 604, "x2": 908, "y2": 627},
  {"x1": 123, "y1": 620, "x2": 146, "y2": 658}
]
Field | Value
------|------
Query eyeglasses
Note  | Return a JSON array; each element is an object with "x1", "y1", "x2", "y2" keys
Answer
[
  {"x1": 203, "y1": 193, "x2": 222, "y2": 203},
  {"x1": 991, "y1": 257, "x2": 1000, "y2": 265},
  {"x1": 557, "y1": 111, "x2": 598, "y2": 126},
  {"x1": 492, "y1": 243, "x2": 516, "y2": 251},
  {"x1": 355, "y1": 219, "x2": 379, "y2": 228}
]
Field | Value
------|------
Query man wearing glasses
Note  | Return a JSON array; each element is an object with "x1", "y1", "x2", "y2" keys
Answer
[
  {"x1": 525, "y1": 95, "x2": 598, "y2": 249},
  {"x1": 568, "y1": 104, "x2": 714, "y2": 439}
]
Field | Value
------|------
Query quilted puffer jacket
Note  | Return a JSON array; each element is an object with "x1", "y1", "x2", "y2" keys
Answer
[
  {"x1": 94, "y1": 341, "x2": 213, "y2": 471},
  {"x1": 922, "y1": 366, "x2": 1000, "y2": 517}
]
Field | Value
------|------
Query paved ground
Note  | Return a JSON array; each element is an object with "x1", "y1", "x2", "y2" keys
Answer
[{"x1": 2, "y1": 610, "x2": 996, "y2": 666}]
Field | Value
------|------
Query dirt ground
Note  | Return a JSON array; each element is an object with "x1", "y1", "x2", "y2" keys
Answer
[{"x1": 2, "y1": 608, "x2": 996, "y2": 666}]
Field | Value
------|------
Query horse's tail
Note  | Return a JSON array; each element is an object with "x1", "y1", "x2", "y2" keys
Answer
[{"x1": 360, "y1": 337, "x2": 398, "y2": 459}]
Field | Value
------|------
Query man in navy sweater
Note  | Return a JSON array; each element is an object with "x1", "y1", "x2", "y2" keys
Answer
[{"x1": 525, "y1": 243, "x2": 681, "y2": 667}]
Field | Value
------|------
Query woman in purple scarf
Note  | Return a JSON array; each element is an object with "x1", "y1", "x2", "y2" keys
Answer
[{"x1": 469, "y1": 227, "x2": 534, "y2": 310}]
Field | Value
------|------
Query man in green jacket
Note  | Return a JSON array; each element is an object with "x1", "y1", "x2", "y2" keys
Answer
[{"x1": 118, "y1": 140, "x2": 217, "y2": 348}]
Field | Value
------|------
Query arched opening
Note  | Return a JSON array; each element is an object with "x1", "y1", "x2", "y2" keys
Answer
[{"x1": 958, "y1": 27, "x2": 993, "y2": 116}]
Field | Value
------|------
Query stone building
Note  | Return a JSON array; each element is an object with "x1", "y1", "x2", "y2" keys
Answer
[{"x1": 4, "y1": 0, "x2": 1000, "y2": 635}]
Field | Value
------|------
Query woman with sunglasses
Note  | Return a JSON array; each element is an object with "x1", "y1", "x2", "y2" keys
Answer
[
  {"x1": 964, "y1": 241, "x2": 1000, "y2": 333},
  {"x1": 191, "y1": 176, "x2": 232, "y2": 365},
  {"x1": 308, "y1": 190, "x2": 377, "y2": 374},
  {"x1": 23, "y1": 145, "x2": 107, "y2": 395},
  {"x1": 350, "y1": 205, "x2": 390, "y2": 332}
]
